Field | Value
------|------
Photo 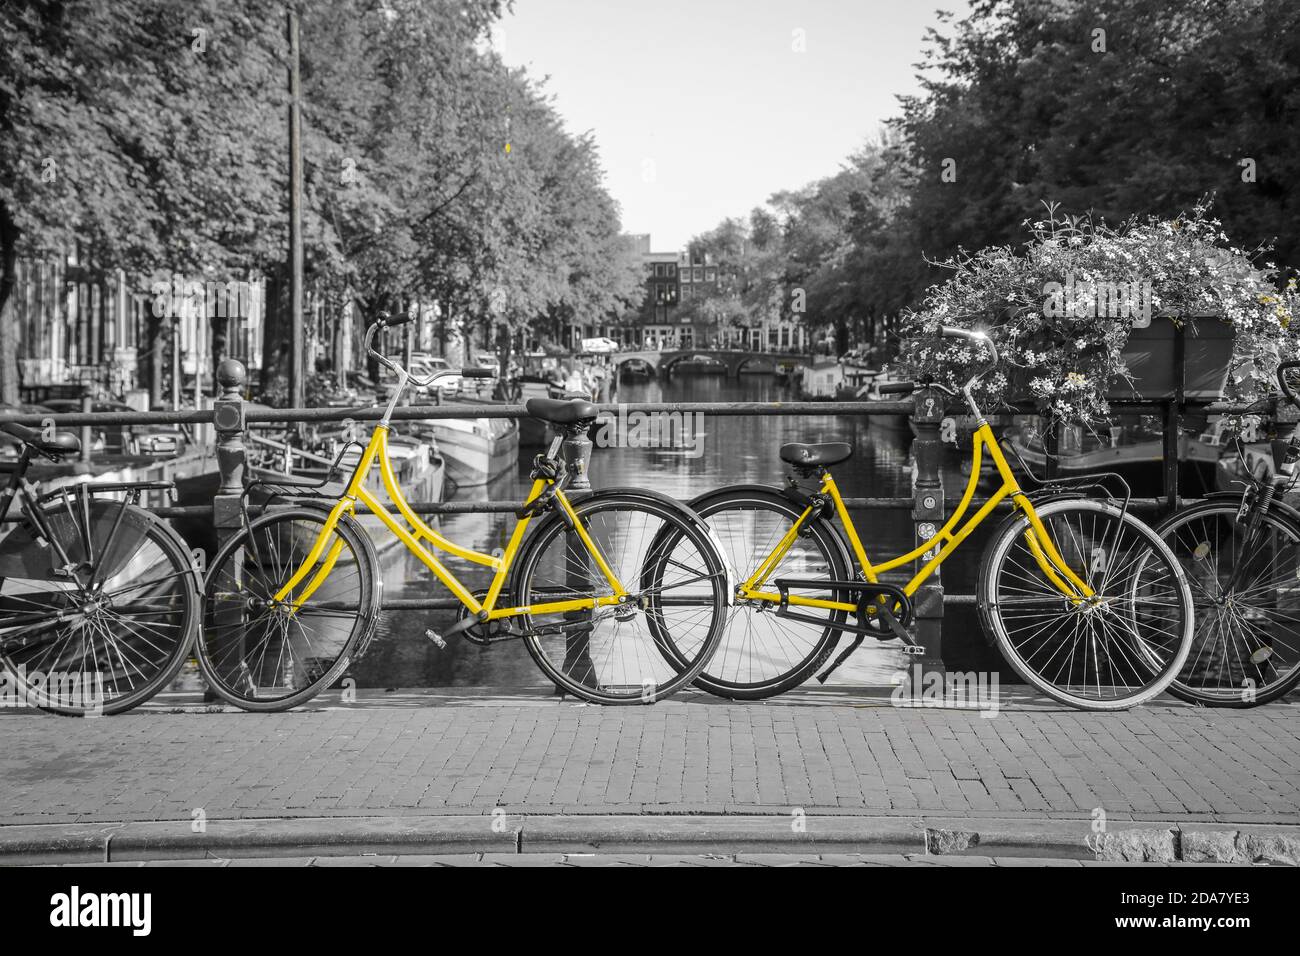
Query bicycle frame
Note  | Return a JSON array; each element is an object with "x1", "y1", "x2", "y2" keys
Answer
[
  {"x1": 740, "y1": 422, "x2": 1096, "y2": 613},
  {"x1": 270, "y1": 425, "x2": 629, "y2": 621}
]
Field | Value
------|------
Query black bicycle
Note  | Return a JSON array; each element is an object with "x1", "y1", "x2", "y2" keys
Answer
[
  {"x1": 0, "y1": 421, "x2": 199, "y2": 715},
  {"x1": 1155, "y1": 360, "x2": 1300, "y2": 706}
]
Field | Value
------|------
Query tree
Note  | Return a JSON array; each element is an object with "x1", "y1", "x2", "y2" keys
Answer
[{"x1": 0, "y1": 0, "x2": 287, "y2": 402}]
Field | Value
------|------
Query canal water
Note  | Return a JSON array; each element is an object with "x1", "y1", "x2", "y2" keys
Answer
[{"x1": 349, "y1": 373, "x2": 1005, "y2": 690}]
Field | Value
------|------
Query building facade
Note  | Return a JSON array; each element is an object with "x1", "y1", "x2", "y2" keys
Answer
[{"x1": 564, "y1": 235, "x2": 810, "y2": 353}]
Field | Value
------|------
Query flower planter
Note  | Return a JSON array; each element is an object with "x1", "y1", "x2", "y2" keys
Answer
[{"x1": 1106, "y1": 315, "x2": 1234, "y2": 402}]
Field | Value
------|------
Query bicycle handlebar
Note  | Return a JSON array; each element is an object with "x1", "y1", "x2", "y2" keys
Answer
[{"x1": 364, "y1": 312, "x2": 492, "y2": 391}]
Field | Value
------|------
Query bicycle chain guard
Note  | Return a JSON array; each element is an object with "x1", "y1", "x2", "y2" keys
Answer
[{"x1": 772, "y1": 577, "x2": 914, "y2": 635}]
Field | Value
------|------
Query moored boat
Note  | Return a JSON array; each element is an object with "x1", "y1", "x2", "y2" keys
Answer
[
  {"x1": 423, "y1": 403, "x2": 519, "y2": 487},
  {"x1": 515, "y1": 375, "x2": 563, "y2": 447}
]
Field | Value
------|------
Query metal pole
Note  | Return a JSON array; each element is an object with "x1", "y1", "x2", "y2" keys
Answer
[
  {"x1": 1165, "y1": 323, "x2": 1186, "y2": 514},
  {"x1": 79, "y1": 386, "x2": 92, "y2": 463},
  {"x1": 287, "y1": 6, "x2": 305, "y2": 413},
  {"x1": 909, "y1": 387, "x2": 946, "y2": 696},
  {"x1": 211, "y1": 358, "x2": 248, "y2": 705},
  {"x1": 171, "y1": 317, "x2": 181, "y2": 412},
  {"x1": 212, "y1": 359, "x2": 248, "y2": 545},
  {"x1": 560, "y1": 426, "x2": 596, "y2": 691}
]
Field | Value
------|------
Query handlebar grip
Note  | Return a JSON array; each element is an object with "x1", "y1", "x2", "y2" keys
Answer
[
  {"x1": 1278, "y1": 361, "x2": 1300, "y2": 411},
  {"x1": 382, "y1": 313, "x2": 414, "y2": 328},
  {"x1": 875, "y1": 381, "x2": 916, "y2": 395},
  {"x1": 460, "y1": 367, "x2": 495, "y2": 379}
]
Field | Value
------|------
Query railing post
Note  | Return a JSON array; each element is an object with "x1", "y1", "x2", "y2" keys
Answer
[
  {"x1": 560, "y1": 424, "x2": 596, "y2": 691},
  {"x1": 79, "y1": 385, "x2": 92, "y2": 463},
  {"x1": 909, "y1": 387, "x2": 946, "y2": 696},
  {"x1": 212, "y1": 359, "x2": 248, "y2": 550}
]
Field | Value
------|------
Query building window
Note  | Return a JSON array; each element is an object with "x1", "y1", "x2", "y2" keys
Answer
[
  {"x1": 654, "y1": 264, "x2": 664, "y2": 277},
  {"x1": 680, "y1": 269, "x2": 690, "y2": 283},
  {"x1": 668, "y1": 264, "x2": 676, "y2": 277},
  {"x1": 705, "y1": 268, "x2": 716, "y2": 282},
  {"x1": 693, "y1": 268, "x2": 703, "y2": 281}
]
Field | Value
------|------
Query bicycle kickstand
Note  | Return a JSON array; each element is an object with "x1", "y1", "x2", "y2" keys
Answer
[{"x1": 815, "y1": 607, "x2": 923, "y2": 683}]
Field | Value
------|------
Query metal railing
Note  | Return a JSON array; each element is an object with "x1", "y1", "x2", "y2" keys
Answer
[{"x1": 0, "y1": 357, "x2": 1263, "y2": 678}]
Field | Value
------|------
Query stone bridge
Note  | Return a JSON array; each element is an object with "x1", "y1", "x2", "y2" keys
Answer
[{"x1": 613, "y1": 348, "x2": 812, "y2": 379}]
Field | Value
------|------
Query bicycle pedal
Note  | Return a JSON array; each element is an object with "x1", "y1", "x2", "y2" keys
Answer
[
  {"x1": 424, "y1": 628, "x2": 446, "y2": 650},
  {"x1": 901, "y1": 644, "x2": 926, "y2": 656}
]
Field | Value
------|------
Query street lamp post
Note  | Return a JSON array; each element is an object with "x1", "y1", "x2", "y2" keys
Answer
[{"x1": 287, "y1": 5, "x2": 305, "y2": 412}]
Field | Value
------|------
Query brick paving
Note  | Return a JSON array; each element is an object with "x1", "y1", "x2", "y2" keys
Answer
[
  {"x1": 58, "y1": 853, "x2": 1213, "y2": 867},
  {"x1": 1, "y1": 687, "x2": 1298, "y2": 826}
]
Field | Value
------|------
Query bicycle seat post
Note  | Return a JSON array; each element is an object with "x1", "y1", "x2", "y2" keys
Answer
[{"x1": 561, "y1": 423, "x2": 593, "y2": 491}]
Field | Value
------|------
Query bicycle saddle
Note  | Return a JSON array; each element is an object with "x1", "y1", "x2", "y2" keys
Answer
[
  {"x1": 525, "y1": 397, "x2": 598, "y2": 425},
  {"x1": 0, "y1": 421, "x2": 81, "y2": 457},
  {"x1": 779, "y1": 442, "x2": 852, "y2": 467}
]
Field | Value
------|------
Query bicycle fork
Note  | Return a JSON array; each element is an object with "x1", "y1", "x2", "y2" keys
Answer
[{"x1": 1015, "y1": 496, "x2": 1097, "y2": 604}]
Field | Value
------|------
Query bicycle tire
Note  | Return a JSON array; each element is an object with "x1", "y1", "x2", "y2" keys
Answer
[
  {"x1": 669, "y1": 485, "x2": 852, "y2": 699},
  {"x1": 0, "y1": 498, "x2": 198, "y2": 716},
  {"x1": 1156, "y1": 497, "x2": 1300, "y2": 707},
  {"x1": 511, "y1": 490, "x2": 728, "y2": 704},
  {"x1": 979, "y1": 498, "x2": 1193, "y2": 710},
  {"x1": 199, "y1": 506, "x2": 380, "y2": 712}
]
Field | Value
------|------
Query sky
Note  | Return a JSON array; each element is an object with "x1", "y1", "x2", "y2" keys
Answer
[{"x1": 494, "y1": 0, "x2": 950, "y2": 251}]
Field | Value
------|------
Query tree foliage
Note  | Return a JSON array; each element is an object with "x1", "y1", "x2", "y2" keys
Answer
[
  {"x1": 683, "y1": 0, "x2": 1300, "y2": 359},
  {"x1": 0, "y1": 0, "x2": 642, "y2": 403}
]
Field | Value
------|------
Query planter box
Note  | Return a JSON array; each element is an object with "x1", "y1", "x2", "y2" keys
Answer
[{"x1": 1107, "y1": 316, "x2": 1234, "y2": 401}]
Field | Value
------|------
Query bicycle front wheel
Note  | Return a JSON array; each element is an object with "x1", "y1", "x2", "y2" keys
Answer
[
  {"x1": 1157, "y1": 498, "x2": 1300, "y2": 706},
  {"x1": 979, "y1": 498, "x2": 1193, "y2": 710},
  {"x1": 0, "y1": 498, "x2": 198, "y2": 715},
  {"x1": 200, "y1": 506, "x2": 379, "y2": 711},
  {"x1": 511, "y1": 492, "x2": 728, "y2": 704}
]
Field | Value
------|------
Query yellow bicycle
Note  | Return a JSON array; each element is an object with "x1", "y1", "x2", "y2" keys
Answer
[
  {"x1": 679, "y1": 327, "x2": 1194, "y2": 710},
  {"x1": 199, "y1": 314, "x2": 729, "y2": 709}
]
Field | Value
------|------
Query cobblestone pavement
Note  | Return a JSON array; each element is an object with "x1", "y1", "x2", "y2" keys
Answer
[
  {"x1": 57, "y1": 853, "x2": 1236, "y2": 867},
  {"x1": 2, "y1": 686, "x2": 1297, "y2": 827}
]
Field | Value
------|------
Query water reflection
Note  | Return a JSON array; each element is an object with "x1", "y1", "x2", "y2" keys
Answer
[{"x1": 349, "y1": 373, "x2": 988, "y2": 689}]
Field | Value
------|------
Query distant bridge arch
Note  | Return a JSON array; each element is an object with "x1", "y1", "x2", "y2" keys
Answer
[{"x1": 613, "y1": 348, "x2": 811, "y2": 380}]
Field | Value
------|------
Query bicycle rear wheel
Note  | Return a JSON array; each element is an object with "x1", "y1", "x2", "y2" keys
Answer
[
  {"x1": 511, "y1": 491, "x2": 728, "y2": 704},
  {"x1": 1157, "y1": 498, "x2": 1300, "y2": 706},
  {"x1": 979, "y1": 498, "x2": 1193, "y2": 710},
  {"x1": 200, "y1": 506, "x2": 379, "y2": 711},
  {"x1": 678, "y1": 486, "x2": 851, "y2": 698},
  {"x1": 0, "y1": 497, "x2": 198, "y2": 715}
]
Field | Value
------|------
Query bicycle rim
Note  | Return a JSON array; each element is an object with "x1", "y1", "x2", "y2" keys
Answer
[
  {"x1": 513, "y1": 493, "x2": 726, "y2": 703},
  {"x1": 201, "y1": 507, "x2": 377, "y2": 711},
  {"x1": 685, "y1": 490, "x2": 848, "y2": 698},
  {"x1": 1159, "y1": 500, "x2": 1300, "y2": 706},
  {"x1": 0, "y1": 500, "x2": 197, "y2": 715},
  {"x1": 981, "y1": 499, "x2": 1192, "y2": 710}
]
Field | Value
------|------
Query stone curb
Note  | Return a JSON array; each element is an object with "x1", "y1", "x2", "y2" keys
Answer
[{"x1": 0, "y1": 814, "x2": 1297, "y2": 865}]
